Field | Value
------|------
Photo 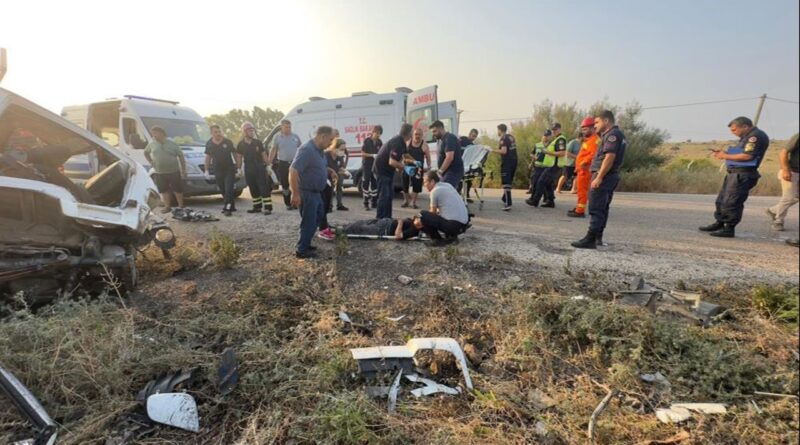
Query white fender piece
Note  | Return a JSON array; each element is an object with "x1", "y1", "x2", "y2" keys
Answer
[{"x1": 146, "y1": 393, "x2": 200, "y2": 433}]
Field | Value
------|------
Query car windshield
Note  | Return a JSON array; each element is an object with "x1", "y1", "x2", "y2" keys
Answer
[{"x1": 141, "y1": 117, "x2": 210, "y2": 146}]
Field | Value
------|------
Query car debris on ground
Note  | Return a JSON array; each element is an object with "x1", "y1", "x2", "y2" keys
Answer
[
  {"x1": 614, "y1": 277, "x2": 728, "y2": 326},
  {"x1": 171, "y1": 207, "x2": 219, "y2": 222},
  {"x1": 216, "y1": 348, "x2": 239, "y2": 396},
  {"x1": 145, "y1": 392, "x2": 200, "y2": 433},
  {"x1": 655, "y1": 403, "x2": 727, "y2": 424},
  {"x1": 0, "y1": 364, "x2": 58, "y2": 445}
]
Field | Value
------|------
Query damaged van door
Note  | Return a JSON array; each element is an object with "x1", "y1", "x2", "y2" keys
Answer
[{"x1": 0, "y1": 86, "x2": 171, "y2": 303}]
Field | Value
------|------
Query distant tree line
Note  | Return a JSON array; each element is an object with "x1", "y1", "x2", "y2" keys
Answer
[{"x1": 205, "y1": 107, "x2": 285, "y2": 144}]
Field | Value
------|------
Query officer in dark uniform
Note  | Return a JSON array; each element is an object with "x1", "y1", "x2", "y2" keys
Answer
[
  {"x1": 572, "y1": 110, "x2": 626, "y2": 249},
  {"x1": 699, "y1": 116, "x2": 769, "y2": 238}
]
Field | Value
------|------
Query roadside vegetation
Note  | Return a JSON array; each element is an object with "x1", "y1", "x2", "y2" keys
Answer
[
  {"x1": 1, "y1": 236, "x2": 797, "y2": 444},
  {"x1": 479, "y1": 100, "x2": 784, "y2": 196}
]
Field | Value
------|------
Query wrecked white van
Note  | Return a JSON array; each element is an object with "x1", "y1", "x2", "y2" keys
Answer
[{"x1": 0, "y1": 87, "x2": 173, "y2": 300}]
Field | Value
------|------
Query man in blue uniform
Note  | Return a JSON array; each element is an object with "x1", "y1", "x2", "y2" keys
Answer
[
  {"x1": 430, "y1": 120, "x2": 464, "y2": 188},
  {"x1": 491, "y1": 124, "x2": 518, "y2": 211},
  {"x1": 572, "y1": 110, "x2": 626, "y2": 249},
  {"x1": 374, "y1": 123, "x2": 413, "y2": 219},
  {"x1": 699, "y1": 116, "x2": 769, "y2": 238},
  {"x1": 289, "y1": 126, "x2": 335, "y2": 258}
]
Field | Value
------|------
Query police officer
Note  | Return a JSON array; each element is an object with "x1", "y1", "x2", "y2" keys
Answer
[
  {"x1": 572, "y1": 110, "x2": 626, "y2": 249},
  {"x1": 527, "y1": 123, "x2": 566, "y2": 208},
  {"x1": 699, "y1": 116, "x2": 769, "y2": 238},
  {"x1": 527, "y1": 131, "x2": 550, "y2": 196}
]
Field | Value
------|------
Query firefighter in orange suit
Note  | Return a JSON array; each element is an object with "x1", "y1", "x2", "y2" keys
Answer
[{"x1": 568, "y1": 117, "x2": 599, "y2": 217}]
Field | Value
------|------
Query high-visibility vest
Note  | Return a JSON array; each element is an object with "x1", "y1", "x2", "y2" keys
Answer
[{"x1": 542, "y1": 135, "x2": 566, "y2": 168}]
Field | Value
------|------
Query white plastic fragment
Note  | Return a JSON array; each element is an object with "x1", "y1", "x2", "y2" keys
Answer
[
  {"x1": 386, "y1": 315, "x2": 406, "y2": 322},
  {"x1": 397, "y1": 275, "x2": 413, "y2": 285},
  {"x1": 655, "y1": 403, "x2": 727, "y2": 424},
  {"x1": 146, "y1": 393, "x2": 200, "y2": 432},
  {"x1": 655, "y1": 406, "x2": 693, "y2": 424},
  {"x1": 404, "y1": 373, "x2": 461, "y2": 397},
  {"x1": 672, "y1": 403, "x2": 727, "y2": 414},
  {"x1": 387, "y1": 370, "x2": 402, "y2": 414}
]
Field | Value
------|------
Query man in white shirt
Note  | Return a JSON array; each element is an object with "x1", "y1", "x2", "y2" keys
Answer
[{"x1": 420, "y1": 170, "x2": 470, "y2": 246}]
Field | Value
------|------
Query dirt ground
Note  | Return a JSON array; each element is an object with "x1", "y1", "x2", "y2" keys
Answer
[{"x1": 1, "y1": 189, "x2": 798, "y2": 444}]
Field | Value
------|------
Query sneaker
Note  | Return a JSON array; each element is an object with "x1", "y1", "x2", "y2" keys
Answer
[
  {"x1": 525, "y1": 198, "x2": 539, "y2": 207},
  {"x1": 318, "y1": 228, "x2": 335, "y2": 241},
  {"x1": 765, "y1": 208, "x2": 777, "y2": 221},
  {"x1": 772, "y1": 222, "x2": 785, "y2": 231},
  {"x1": 502, "y1": 205, "x2": 511, "y2": 212},
  {"x1": 541, "y1": 201, "x2": 555, "y2": 208},
  {"x1": 295, "y1": 250, "x2": 317, "y2": 259},
  {"x1": 337, "y1": 205, "x2": 349, "y2": 211}
]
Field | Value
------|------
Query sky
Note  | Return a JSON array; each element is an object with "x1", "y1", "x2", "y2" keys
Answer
[{"x1": 1, "y1": 0, "x2": 798, "y2": 141}]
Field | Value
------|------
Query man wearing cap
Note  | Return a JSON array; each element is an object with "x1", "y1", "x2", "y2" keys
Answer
[
  {"x1": 269, "y1": 119, "x2": 302, "y2": 211},
  {"x1": 527, "y1": 131, "x2": 550, "y2": 195},
  {"x1": 572, "y1": 110, "x2": 626, "y2": 249},
  {"x1": 236, "y1": 122, "x2": 272, "y2": 215},
  {"x1": 568, "y1": 117, "x2": 599, "y2": 218},
  {"x1": 527, "y1": 123, "x2": 566, "y2": 208},
  {"x1": 698, "y1": 116, "x2": 769, "y2": 238},
  {"x1": 144, "y1": 126, "x2": 187, "y2": 213},
  {"x1": 430, "y1": 120, "x2": 464, "y2": 188}
]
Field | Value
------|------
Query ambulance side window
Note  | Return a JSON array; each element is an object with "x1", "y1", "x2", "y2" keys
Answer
[{"x1": 122, "y1": 118, "x2": 146, "y2": 149}]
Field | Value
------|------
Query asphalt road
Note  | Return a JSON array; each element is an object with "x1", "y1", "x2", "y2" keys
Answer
[{"x1": 177, "y1": 187, "x2": 799, "y2": 287}]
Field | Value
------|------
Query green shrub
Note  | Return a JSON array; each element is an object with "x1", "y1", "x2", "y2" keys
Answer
[
  {"x1": 209, "y1": 230, "x2": 242, "y2": 268},
  {"x1": 664, "y1": 157, "x2": 717, "y2": 172},
  {"x1": 618, "y1": 166, "x2": 781, "y2": 195},
  {"x1": 752, "y1": 285, "x2": 799, "y2": 323}
]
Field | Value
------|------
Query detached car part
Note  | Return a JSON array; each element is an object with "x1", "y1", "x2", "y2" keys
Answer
[
  {"x1": 350, "y1": 337, "x2": 474, "y2": 390},
  {"x1": 0, "y1": 365, "x2": 57, "y2": 445},
  {"x1": 145, "y1": 393, "x2": 199, "y2": 433}
]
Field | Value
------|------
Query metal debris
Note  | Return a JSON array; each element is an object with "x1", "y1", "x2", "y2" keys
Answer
[
  {"x1": 404, "y1": 373, "x2": 461, "y2": 397},
  {"x1": 0, "y1": 364, "x2": 57, "y2": 445},
  {"x1": 338, "y1": 311, "x2": 373, "y2": 336},
  {"x1": 216, "y1": 348, "x2": 239, "y2": 396},
  {"x1": 171, "y1": 207, "x2": 219, "y2": 222},
  {"x1": 616, "y1": 277, "x2": 727, "y2": 327},
  {"x1": 136, "y1": 369, "x2": 195, "y2": 403},
  {"x1": 145, "y1": 393, "x2": 200, "y2": 433},
  {"x1": 350, "y1": 337, "x2": 474, "y2": 390},
  {"x1": 387, "y1": 370, "x2": 402, "y2": 414}
]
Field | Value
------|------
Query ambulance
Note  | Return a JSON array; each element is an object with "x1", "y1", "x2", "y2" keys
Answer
[{"x1": 264, "y1": 85, "x2": 459, "y2": 190}]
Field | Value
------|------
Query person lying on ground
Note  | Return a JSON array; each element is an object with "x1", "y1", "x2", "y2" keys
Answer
[{"x1": 337, "y1": 216, "x2": 423, "y2": 240}]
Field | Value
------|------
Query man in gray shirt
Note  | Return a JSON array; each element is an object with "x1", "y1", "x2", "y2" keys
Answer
[
  {"x1": 269, "y1": 119, "x2": 302, "y2": 210},
  {"x1": 419, "y1": 170, "x2": 470, "y2": 246}
]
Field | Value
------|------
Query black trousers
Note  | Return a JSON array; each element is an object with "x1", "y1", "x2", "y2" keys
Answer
[
  {"x1": 362, "y1": 167, "x2": 378, "y2": 206},
  {"x1": 531, "y1": 166, "x2": 557, "y2": 204},
  {"x1": 320, "y1": 185, "x2": 332, "y2": 230},
  {"x1": 215, "y1": 169, "x2": 236, "y2": 210},
  {"x1": 714, "y1": 170, "x2": 760, "y2": 226},
  {"x1": 501, "y1": 160, "x2": 517, "y2": 206},
  {"x1": 588, "y1": 172, "x2": 620, "y2": 234},
  {"x1": 420, "y1": 210, "x2": 466, "y2": 240},
  {"x1": 245, "y1": 165, "x2": 272, "y2": 210},
  {"x1": 529, "y1": 167, "x2": 544, "y2": 195},
  {"x1": 274, "y1": 160, "x2": 292, "y2": 207}
]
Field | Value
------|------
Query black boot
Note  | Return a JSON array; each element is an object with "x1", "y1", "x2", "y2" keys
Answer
[
  {"x1": 541, "y1": 201, "x2": 555, "y2": 208},
  {"x1": 567, "y1": 209, "x2": 585, "y2": 218},
  {"x1": 525, "y1": 198, "x2": 539, "y2": 207},
  {"x1": 698, "y1": 221, "x2": 723, "y2": 232},
  {"x1": 571, "y1": 231, "x2": 597, "y2": 249},
  {"x1": 596, "y1": 231, "x2": 604, "y2": 246},
  {"x1": 709, "y1": 224, "x2": 735, "y2": 238}
]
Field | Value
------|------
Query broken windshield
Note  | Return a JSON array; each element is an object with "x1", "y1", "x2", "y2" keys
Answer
[{"x1": 141, "y1": 118, "x2": 210, "y2": 147}]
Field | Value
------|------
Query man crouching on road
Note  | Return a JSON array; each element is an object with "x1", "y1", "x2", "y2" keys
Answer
[
  {"x1": 289, "y1": 126, "x2": 335, "y2": 259},
  {"x1": 420, "y1": 170, "x2": 470, "y2": 246}
]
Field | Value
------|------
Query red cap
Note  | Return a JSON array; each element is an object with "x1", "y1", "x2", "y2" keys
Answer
[{"x1": 581, "y1": 117, "x2": 594, "y2": 128}]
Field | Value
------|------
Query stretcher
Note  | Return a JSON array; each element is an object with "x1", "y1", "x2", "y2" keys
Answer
[{"x1": 459, "y1": 145, "x2": 491, "y2": 210}]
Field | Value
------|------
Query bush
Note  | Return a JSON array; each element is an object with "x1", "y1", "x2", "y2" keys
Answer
[
  {"x1": 752, "y1": 285, "x2": 799, "y2": 323},
  {"x1": 664, "y1": 157, "x2": 717, "y2": 172},
  {"x1": 209, "y1": 230, "x2": 242, "y2": 268},
  {"x1": 618, "y1": 166, "x2": 782, "y2": 195}
]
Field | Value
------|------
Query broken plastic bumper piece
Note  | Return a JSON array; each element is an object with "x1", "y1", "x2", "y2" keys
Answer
[{"x1": 0, "y1": 365, "x2": 57, "y2": 445}]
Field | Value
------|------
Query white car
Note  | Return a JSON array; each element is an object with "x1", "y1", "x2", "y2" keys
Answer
[{"x1": 0, "y1": 87, "x2": 173, "y2": 299}]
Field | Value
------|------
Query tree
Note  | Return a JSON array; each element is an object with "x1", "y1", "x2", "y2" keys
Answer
[
  {"x1": 481, "y1": 99, "x2": 668, "y2": 188},
  {"x1": 205, "y1": 107, "x2": 285, "y2": 143}
]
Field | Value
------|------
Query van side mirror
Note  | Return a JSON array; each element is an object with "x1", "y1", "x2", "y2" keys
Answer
[{"x1": 130, "y1": 133, "x2": 147, "y2": 150}]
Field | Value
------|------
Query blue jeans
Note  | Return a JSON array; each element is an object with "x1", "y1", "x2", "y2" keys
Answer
[
  {"x1": 588, "y1": 172, "x2": 620, "y2": 234},
  {"x1": 375, "y1": 175, "x2": 394, "y2": 219},
  {"x1": 297, "y1": 190, "x2": 324, "y2": 253}
]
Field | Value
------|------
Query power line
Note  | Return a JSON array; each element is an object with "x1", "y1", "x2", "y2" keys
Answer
[
  {"x1": 641, "y1": 97, "x2": 761, "y2": 110},
  {"x1": 461, "y1": 116, "x2": 529, "y2": 124},
  {"x1": 766, "y1": 96, "x2": 800, "y2": 105}
]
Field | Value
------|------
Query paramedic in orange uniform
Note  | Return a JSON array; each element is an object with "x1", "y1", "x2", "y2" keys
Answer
[{"x1": 567, "y1": 117, "x2": 599, "y2": 218}]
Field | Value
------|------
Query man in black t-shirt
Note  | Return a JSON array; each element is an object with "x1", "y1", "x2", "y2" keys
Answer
[
  {"x1": 430, "y1": 120, "x2": 464, "y2": 188},
  {"x1": 204, "y1": 124, "x2": 238, "y2": 216},
  {"x1": 360, "y1": 125, "x2": 383, "y2": 210},
  {"x1": 235, "y1": 122, "x2": 272, "y2": 214},
  {"x1": 374, "y1": 123, "x2": 413, "y2": 219}
]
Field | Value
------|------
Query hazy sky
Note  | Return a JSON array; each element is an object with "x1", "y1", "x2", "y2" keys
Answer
[{"x1": 2, "y1": 0, "x2": 798, "y2": 141}]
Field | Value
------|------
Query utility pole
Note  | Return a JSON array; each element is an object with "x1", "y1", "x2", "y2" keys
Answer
[{"x1": 753, "y1": 93, "x2": 767, "y2": 126}]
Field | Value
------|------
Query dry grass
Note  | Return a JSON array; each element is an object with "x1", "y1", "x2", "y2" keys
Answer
[{"x1": 1, "y1": 242, "x2": 797, "y2": 444}]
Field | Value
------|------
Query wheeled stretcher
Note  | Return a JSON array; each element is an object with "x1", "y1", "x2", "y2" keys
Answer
[{"x1": 459, "y1": 145, "x2": 491, "y2": 210}]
